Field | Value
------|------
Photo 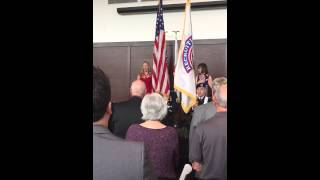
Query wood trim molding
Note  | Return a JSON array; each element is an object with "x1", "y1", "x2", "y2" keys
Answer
[{"x1": 117, "y1": 1, "x2": 227, "y2": 15}]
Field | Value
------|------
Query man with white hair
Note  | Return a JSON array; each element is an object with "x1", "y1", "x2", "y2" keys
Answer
[
  {"x1": 189, "y1": 83, "x2": 227, "y2": 180},
  {"x1": 109, "y1": 80, "x2": 146, "y2": 138}
]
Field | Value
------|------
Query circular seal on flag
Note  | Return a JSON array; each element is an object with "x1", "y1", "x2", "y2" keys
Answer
[{"x1": 182, "y1": 36, "x2": 193, "y2": 73}]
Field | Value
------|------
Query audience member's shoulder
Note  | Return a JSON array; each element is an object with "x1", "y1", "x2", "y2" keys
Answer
[
  {"x1": 112, "y1": 137, "x2": 144, "y2": 150},
  {"x1": 197, "y1": 116, "x2": 216, "y2": 128},
  {"x1": 165, "y1": 126, "x2": 178, "y2": 134},
  {"x1": 127, "y1": 123, "x2": 141, "y2": 131},
  {"x1": 111, "y1": 101, "x2": 120, "y2": 109},
  {"x1": 114, "y1": 100, "x2": 127, "y2": 106},
  {"x1": 115, "y1": 96, "x2": 141, "y2": 107},
  {"x1": 194, "y1": 102, "x2": 214, "y2": 111},
  {"x1": 111, "y1": 100, "x2": 130, "y2": 111},
  {"x1": 206, "y1": 102, "x2": 216, "y2": 109},
  {"x1": 213, "y1": 112, "x2": 227, "y2": 120},
  {"x1": 122, "y1": 138, "x2": 144, "y2": 147},
  {"x1": 199, "y1": 113, "x2": 226, "y2": 128},
  {"x1": 193, "y1": 104, "x2": 204, "y2": 112}
]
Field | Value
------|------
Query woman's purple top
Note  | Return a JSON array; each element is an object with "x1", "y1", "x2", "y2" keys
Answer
[{"x1": 126, "y1": 124, "x2": 179, "y2": 179}]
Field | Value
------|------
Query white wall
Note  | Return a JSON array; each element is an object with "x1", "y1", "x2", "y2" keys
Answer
[{"x1": 93, "y1": 0, "x2": 227, "y2": 42}]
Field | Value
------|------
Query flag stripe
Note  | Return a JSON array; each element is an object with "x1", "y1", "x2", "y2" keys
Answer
[
  {"x1": 161, "y1": 68, "x2": 169, "y2": 92},
  {"x1": 154, "y1": 38, "x2": 159, "y2": 50},
  {"x1": 159, "y1": 58, "x2": 167, "y2": 91},
  {"x1": 151, "y1": 0, "x2": 169, "y2": 95},
  {"x1": 156, "y1": 34, "x2": 166, "y2": 91}
]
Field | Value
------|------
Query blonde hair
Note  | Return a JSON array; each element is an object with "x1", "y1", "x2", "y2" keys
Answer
[{"x1": 139, "y1": 61, "x2": 151, "y2": 76}]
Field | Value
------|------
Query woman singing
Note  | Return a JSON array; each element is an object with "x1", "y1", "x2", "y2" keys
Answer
[{"x1": 137, "y1": 61, "x2": 152, "y2": 94}]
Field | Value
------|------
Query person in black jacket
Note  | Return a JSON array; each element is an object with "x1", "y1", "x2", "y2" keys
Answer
[{"x1": 109, "y1": 79, "x2": 146, "y2": 138}]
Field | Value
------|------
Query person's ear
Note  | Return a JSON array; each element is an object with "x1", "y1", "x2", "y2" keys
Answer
[{"x1": 106, "y1": 102, "x2": 112, "y2": 115}]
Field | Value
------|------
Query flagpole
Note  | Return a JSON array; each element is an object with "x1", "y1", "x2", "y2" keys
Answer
[
  {"x1": 188, "y1": 0, "x2": 196, "y2": 73},
  {"x1": 172, "y1": 30, "x2": 181, "y2": 103},
  {"x1": 172, "y1": 30, "x2": 179, "y2": 67}
]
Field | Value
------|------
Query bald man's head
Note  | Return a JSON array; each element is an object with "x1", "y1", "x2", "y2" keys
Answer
[
  {"x1": 130, "y1": 80, "x2": 146, "y2": 97},
  {"x1": 215, "y1": 84, "x2": 227, "y2": 109}
]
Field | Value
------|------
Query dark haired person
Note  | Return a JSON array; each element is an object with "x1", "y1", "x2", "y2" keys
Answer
[
  {"x1": 196, "y1": 63, "x2": 213, "y2": 98},
  {"x1": 196, "y1": 83, "x2": 212, "y2": 106},
  {"x1": 93, "y1": 66, "x2": 155, "y2": 180}
]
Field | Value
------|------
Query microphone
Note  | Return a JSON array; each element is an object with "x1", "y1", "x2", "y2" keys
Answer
[{"x1": 179, "y1": 164, "x2": 192, "y2": 180}]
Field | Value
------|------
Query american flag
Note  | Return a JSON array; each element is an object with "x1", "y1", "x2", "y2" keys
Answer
[{"x1": 152, "y1": 0, "x2": 170, "y2": 95}]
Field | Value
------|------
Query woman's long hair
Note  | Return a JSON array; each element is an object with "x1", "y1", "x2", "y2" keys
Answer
[
  {"x1": 197, "y1": 63, "x2": 208, "y2": 74},
  {"x1": 139, "y1": 61, "x2": 152, "y2": 76}
]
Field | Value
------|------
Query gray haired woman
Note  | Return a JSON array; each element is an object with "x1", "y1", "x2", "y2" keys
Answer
[{"x1": 126, "y1": 93, "x2": 179, "y2": 180}]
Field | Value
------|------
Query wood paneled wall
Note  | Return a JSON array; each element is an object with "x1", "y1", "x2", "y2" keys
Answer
[{"x1": 93, "y1": 39, "x2": 226, "y2": 102}]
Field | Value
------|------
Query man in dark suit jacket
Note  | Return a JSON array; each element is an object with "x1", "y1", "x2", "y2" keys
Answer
[
  {"x1": 109, "y1": 80, "x2": 146, "y2": 138},
  {"x1": 93, "y1": 66, "x2": 155, "y2": 180}
]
